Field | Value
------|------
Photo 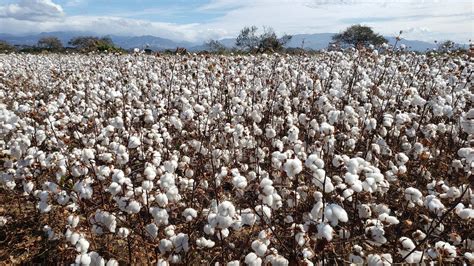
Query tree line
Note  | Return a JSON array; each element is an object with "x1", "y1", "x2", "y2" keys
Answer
[{"x1": 0, "y1": 25, "x2": 467, "y2": 54}]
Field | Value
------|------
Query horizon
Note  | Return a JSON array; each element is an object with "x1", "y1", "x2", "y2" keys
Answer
[{"x1": 0, "y1": 0, "x2": 472, "y2": 43}]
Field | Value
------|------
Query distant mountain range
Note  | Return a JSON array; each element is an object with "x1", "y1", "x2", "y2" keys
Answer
[{"x1": 0, "y1": 31, "x2": 451, "y2": 52}]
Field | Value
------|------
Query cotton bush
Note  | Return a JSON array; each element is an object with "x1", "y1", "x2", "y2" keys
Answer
[{"x1": 0, "y1": 49, "x2": 472, "y2": 264}]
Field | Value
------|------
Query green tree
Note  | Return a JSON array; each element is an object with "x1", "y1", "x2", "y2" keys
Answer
[
  {"x1": 258, "y1": 27, "x2": 291, "y2": 52},
  {"x1": 68, "y1": 36, "x2": 120, "y2": 52},
  {"x1": 38, "y1": 36, "x2": 63, "y2": 51},
  {"x1": 205, "y1": 39, "x2": 227, "y2": 53},
  {"x1": 236, "y1": 26, "x2": 292, "y2": 53},
  {"x1": 0, "y1": 40, "x2": 15, "y2": 53},
  {"x1": 236, "y1": 26, "x2": 260, "y2": 51},
  {"x1": 333, "y1": 25, "x2": 387, "y2": 48}
]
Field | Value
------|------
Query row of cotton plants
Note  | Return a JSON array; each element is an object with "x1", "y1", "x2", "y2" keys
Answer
[{"x1": 0, "y1": 49, "x2": 472, "y2": 265}]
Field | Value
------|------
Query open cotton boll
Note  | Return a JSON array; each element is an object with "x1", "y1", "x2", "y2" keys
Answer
[
  {"x1": 128, "y1": 136, "x2": 141, "y2": 149},
  {"x1": 367, "y1": 253, "x2": 392, "y2": 266},
  {"x1": 232, "y1": 173, "x2": 248, "y2": 189},
  {"x1": 196, "y1": 237, "x2": 215, "y2": 248},
  {"x1": 144, "y1": 166, "x2": 157, "y2": 180},
  {"x1": 325, "y1": 203, "x2": 348, "y2": 225},
  {"x1": 378, "y1": 213, "x2": 399, "y2": 225},
  {"x1": 404, "y1": 187, "x2": 423, "y2": 205},
  {"x1": 76, "y1": 237, "x2": 90, "y2": 254},
  {"x1": 158, "y1": 239, "x2": 173, "y2": 254},
  {"x1": 145, "y1": 223, "x2": 158, "y2": 239},
  {"x1": 170, "y1": 233, "x2": 189, "y2": 252},
  {"x1": 424, "y1": 195, "x2": 445, "y2": 215},
  {"x1": 182, "y1": 208, "x2": 198, "y2": 221},
  {"x1": 317, "y1": 223, "x2": 334, "y2": 241},
  {"x1": 283, "y1": 158, "x2": 303, "y2": 178},
  {"x1": 150, "y1": 207, "x2": 169, "y2": 225},
  {"x1": 118, "y1": 227, "x2": 130, "y2": 238},
  {"x1": 75, "y1": 253, "x2": 92, "y2": 266},
  {"x1": 67, "y1": 215, "x2": 80, "y2": 228},
  {"x1": 245, "y1": 252, "x2": 262, "y2": 266},
  {"x1": 251, "y1": 240, "x2": 268, "y2": 257},
  {"x1": 126, "y1": 200, "x2": 141, "y2": 214}
]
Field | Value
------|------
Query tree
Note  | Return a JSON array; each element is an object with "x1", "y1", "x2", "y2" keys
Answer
[
  {"x1": 258, "y1": 27, "x2": 291, "y2": 52},
  {"x1": 38, "y1": 36, "x2": 63, "y2": 51},
  {"x1": 236, "y1": 26, "x2": 292, "y2": 53},
  {"x1": 437, "y1": 40, "x2": 459, "y2": 53},
  {"x1": 205, "y1": 39, "x2": 227, "y2": 53},
  {"x1": 68, "y1": 36, "x2": 119, "y2": 52},
  {"x1": 333, "y1": 25, "x2": 387, "y2": 48},
  {"x1": 0, "y1": 40, "x2": 15, "y2": 53},
  {"x1": 236, "y1": 26, "x2": 260, "y2": 51}
]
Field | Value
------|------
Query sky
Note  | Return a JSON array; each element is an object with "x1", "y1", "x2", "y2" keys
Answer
[{"x1": 0, "y1": 0, "x2": 472, "y2": 43}]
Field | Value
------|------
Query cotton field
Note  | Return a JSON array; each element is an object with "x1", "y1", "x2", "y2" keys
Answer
[{"x1": 0, "y1": 50, "x2": 473, "y2": 265}]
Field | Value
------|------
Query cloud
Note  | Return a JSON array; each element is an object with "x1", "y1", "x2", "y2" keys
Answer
[
  {"x1": 0, "y1": 0, "x2": 471, "y2": 43},
  {"x1": 0, "y1": 0, "x2": 64, "y2": 21}
]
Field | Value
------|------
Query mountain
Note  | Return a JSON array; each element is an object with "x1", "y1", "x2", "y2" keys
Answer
[{"x1": 0, "y1": 31, "x2": 441, "y2": 52}]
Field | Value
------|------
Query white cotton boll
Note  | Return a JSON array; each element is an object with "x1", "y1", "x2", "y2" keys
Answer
[
  {"x1": 424, "y1": 195, "x2": 445, "y2": 215},
  {"x1": 358, "y1": 204, "x2": 372, "y2": 218},
  {"x1": 317, "y1": 223, "x2": 334, "y2": 241},
  {"x1": 399, "y1": 237, "x2": 415, "y2": 251},
  {"x1": 128, "y1": 136, "x2": 141, "y2": 149},
  {"x1": 250, "y1": 240, "x2": 266, "y2": 257},
  {"x1": 458, "y1": 208, "x2": 474, "y2": 220},
  {"x1": 150, "y1": 207, "x2": 169, "y2": 225},
  {"x1": 245, "y1": 252, "x2": 262, "y2": 266},
  {"x1": 170, "y1": 233, "x2": 189, "y2": 252},
  {"x1": 144, "y1": 166, "x2": 157, "y2": 180},
  {"x1": 182, "y1": 208, "x2": 198, "y2": 221},
  {"x1": 156, "y1": 259, "x2": 169, "y2": 266},
  {"x1": 232, "y1": 174, "x2": 248, "y2": 189},
  {"x1": 241, "y1": 209, "x2": 257, "y2": 226},
  {"x1": 326, "y1": 203, "x2": 348, "y2": 225},
  {"x1": 227, "y1": 260, "x2": 240, "y2": 266},
  {"x1": 118, "y1": 227, "x2": 130, "y2": 238},
  {"x1": 196, "y1": 237, "x2": 215, "y2": 248},
  {"x1": 76, "y1": 253, "x2": 92, "y2": 265},
  {"x1": 76, "y1": 238, "x2": 90, "y2": 254},
  {"x1": 126, "y1": 201, "x2": 141, "y2": 214},
  {"x1": 404, "y1": 187, "x2": 423, "y2": 205},
  {"x1": 67, "y1": 215, "x2": 80, "y2": 228},
  {"x1": 155, "y1": 193, "x2": 168, "y2": 208},
  {"x1": 265, "y1": 127, "x2": 276, "y2": 139},
  {"x1": 395, "y1": 153, "x2": 409, "y2": 165},
  {"x1": 378, "y1": 213, "x2": 399, "y2": 225},
  {"x1": 107, "y1": 182, "x2": 121, "y2": 196},
  {"x1": 283, "y1": 158, "x2": 303, "y2": 178},
  {"x1": 23, "y1": 181, "x2": 34, "y2": 194},
  {"x1": 145, "y1": 223, "x2": 158, "y2": 239},
  {"x1": 159, "y1": 239, "x2": 173, "y2": 254}
]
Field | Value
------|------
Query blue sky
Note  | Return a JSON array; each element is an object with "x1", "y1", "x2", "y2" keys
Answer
[{"x1": 0, "y1": 0, "x2": 472, "y2": 43}]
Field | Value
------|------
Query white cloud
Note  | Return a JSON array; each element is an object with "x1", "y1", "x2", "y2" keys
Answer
[
  {"x1": 0, "y1": 0, "x2": 64, "y2": 21},
  {"x1": 0, "y1": 0, "x2": 471, "y2": 43}
]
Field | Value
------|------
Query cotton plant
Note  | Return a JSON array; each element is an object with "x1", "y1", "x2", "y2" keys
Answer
[{"x1": 0, "y1": 51, "x2": 472, "y2": 264}]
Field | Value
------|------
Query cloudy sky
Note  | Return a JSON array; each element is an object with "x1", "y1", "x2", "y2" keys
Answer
[{"x1": 0, "y1": 0, "x2": 472, "y2": 43}]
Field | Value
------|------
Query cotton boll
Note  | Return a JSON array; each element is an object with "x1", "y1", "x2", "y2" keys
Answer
[
  {"x1": 150, "y1": 207, "x2": 169, "y2": 225},
  {"x1": 144, "y1": 166, "x2": 157, "y2": 180},
  {"x1": 76, "y1": 238, "x2": 90, "y2": 254},
  {"x1": 245, "y1": 252, "x2": 262, "y2": 266},
  {"x1": 232, "y1": 174, "x2": 248, "y2": 189},
  {"x1": 159, "y1": 239, "x2": 173, "y2": 254},
  {"x1": 118, "y1": 227, "x2": 130, "y2": 238},
  {"x1": 76, "y1": 253, "x2": 92, "y2": 265},
  {"x1": 155, "y1": 193, "x2": 168, "y2": 208},
  {"x1": 128, "y1": 136, "x2": 141, "y2": 149},
  {"x1": 283, "y1": 158, "x2": 303, "y2": 178},
  {"x1": 182, "y1": 208, "x2": 198, "y2": 221},
  {"x1": 196, "y1": 237, "x2": 215, "y2": 248},
  {"x1": 317, "y1": 223, "x2": 334, "y2": 241},
  {"x1": 145, "y1": 223, "x2": 158, "y2": 239},
  {"x1": 126, "y1": 200, "x2": 141, "y2": 214},
  {"x1": 67, "y1": 215, "x2": 80, "y2": 228}
]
